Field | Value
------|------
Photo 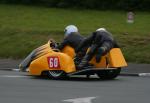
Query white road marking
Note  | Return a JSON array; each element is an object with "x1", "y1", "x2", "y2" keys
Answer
[
  {"x1": 0, "y1": 68, "x2": 30, "y2": 72},
  {"x1": 12, "y1": 69, "x2": 20, "y2": 72},
  {"x1": 0, "y1": 68, "x2": 20, "y2": 71},
  {"x1": 0, "y1": 75, "x2": 28, "y2": 78},
  {"x1": 63, "y1": 97, "x2": 97, "y2": 103},
  {"x1": 139, "y1": 73, "x2": 150, "y2": 77}
]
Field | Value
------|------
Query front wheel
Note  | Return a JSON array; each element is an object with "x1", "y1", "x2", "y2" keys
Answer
[
  {"x1": 97, "y1": 68, "x2": 121, "y2": 80},
  {"x1": 47, "y1": 70, "x2": 67, "y2": 79}
]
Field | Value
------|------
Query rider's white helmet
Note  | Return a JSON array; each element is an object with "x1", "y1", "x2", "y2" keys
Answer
[
  {"x1": 64, "y1": 25, "x2": 78, "y2": 36},
  {"x1": 96, "y1": 28, "x2": 106, "y2": 32}
]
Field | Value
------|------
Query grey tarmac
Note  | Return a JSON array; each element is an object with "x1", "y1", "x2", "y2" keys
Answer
[
  {"x1": 0, "y1": 59, "x2": 150, "y2": 103},
  {"x1": 0, "y1": 70, "x2": 150, "y2": 103}
]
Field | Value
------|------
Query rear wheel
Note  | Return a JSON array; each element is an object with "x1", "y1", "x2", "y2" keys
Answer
[
  {"x1": 47, "y1": 70, "x2": 67, "y2": 79},
  {"x1": 97, "y1": 68, "x2": 121, "y2": 80}
]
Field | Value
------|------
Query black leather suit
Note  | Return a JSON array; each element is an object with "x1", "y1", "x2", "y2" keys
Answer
[{"x1": 76, "y1": 30, "x2": 119, "y2": 66}]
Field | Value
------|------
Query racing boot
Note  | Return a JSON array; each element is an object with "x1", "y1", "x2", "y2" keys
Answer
[
  {"x1": 74, "y1": 55, "x2": 82, "y2": 66},
  {"x1": 77, "y1": 55, "x2": 90, "y2": 70}
]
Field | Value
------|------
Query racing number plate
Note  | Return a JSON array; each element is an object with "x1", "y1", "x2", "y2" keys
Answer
[{"x1": 47, "y1": 56, "x2": 60, "y2": 68}]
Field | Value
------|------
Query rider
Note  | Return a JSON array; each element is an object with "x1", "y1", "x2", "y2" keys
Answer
[
  {"x1": 57, "y1": 25, "x2": 85, "y2": 52},
  {"x1": 57, "y1": 25, "x2": 87, "y2": 64},
  {"x1": 76, "y1": 28, "x2": 119, "y2": 69}
]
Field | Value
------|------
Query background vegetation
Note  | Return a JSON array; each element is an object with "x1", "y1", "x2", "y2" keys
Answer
[
  {"x1": 0, "y1": 0, "x2": 150, "y2": 11},
  {"x1": 0, "y1": 4, "x2": 150, "y2": 63}
]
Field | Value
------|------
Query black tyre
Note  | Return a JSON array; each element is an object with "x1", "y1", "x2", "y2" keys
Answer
[
  {"x1": 47, "y1": 70, "x2": 67, "y2": 79},
  {"x1": 97, "y1": 68, "x2": 121, "y2": 80}
]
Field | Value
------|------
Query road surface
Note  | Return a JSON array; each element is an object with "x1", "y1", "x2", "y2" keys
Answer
[{"x1": 0, "y1": 59, "x2": 150, "y2": 103}]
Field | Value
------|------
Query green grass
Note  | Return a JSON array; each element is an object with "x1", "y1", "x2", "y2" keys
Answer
[{"x1": 0, "y1": 4, "x2": 150, "y2": 63}]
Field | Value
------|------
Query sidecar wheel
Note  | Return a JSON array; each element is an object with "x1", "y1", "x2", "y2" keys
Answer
[
  {"x1": 97, "y1": 68, "x2": 121, "y2": 80},
  {"x1": 47, "y1": 70, "x2": 67, "y2": 79}
]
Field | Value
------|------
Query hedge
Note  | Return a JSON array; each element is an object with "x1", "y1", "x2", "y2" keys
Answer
[{"x1": 0, "y1": 0, "x2": 150, "y2": 11}]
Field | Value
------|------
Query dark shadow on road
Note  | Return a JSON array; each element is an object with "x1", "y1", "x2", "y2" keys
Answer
[{"x1": 30, "y1": 75, "x2": 121, "y2": 82}]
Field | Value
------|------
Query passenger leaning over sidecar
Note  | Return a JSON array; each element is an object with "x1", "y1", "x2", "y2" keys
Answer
[{"x1": 76, "y1": 28, "x2": 119, "y2": 70}]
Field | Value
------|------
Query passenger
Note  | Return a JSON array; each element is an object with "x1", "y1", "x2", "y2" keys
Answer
[{"x1": 76, "y1": 28, "x2": 119, "y2": 69}]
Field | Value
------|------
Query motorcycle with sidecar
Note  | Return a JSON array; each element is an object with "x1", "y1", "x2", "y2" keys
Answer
[{"x1": 28, "y1": 40, "x2": 127, "y2": 80}]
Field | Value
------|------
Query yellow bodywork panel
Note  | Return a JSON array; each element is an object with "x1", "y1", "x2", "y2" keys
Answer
[
  {"x1": 29, "y1": 52, "x2": 76, "y2": 75},
  {"x1": 90, "y1": 56, "x2": 107, "y2": 68},
  {"x1": 61, "y1": 46, "x2": 75, "y2": 58},
  {"x1": 107, "y1": 48, "x2": 127, "y2": 67},
  {"x1": 90, "y1": 48, "x2": 127, "y2": 68},
  {"x1": 29, "y1": 43, "x2": 76, "y2": 75}
]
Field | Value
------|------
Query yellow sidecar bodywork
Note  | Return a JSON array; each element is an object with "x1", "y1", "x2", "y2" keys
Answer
[{"x1": 29, "y1": 42, "x2": 127, "y2": 76}]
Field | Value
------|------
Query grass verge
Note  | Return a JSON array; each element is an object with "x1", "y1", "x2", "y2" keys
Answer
[{"x1": 0, "y1": 4, "x2": 150, "y2": 63}]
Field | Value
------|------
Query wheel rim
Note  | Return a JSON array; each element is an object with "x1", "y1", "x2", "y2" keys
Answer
[{"x1": 48, "y1": 70, "x2": 64, "y2": 77}]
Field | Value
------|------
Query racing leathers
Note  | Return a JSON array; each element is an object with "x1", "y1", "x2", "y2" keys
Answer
[
  {"x1": 57, "y1": 32, "x2": 87, "y2": 65},
  {"x1": 76, "y1": 30, "x2": 119, "y2": 69},
  {"x1": 57, "y1": 32, "x2": 85, "y2": 51}
]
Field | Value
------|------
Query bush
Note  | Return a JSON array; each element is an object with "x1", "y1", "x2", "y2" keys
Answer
[{"x1": 0, "y1": 0, "x2": 150, "y2": 11}]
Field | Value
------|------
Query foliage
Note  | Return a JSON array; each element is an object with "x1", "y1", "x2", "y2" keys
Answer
[{"x1": 0, "y1": 0, "x2": 150, "y2": 11}]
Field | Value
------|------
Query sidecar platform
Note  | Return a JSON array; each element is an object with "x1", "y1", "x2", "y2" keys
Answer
[{"x1": 67, "y1": 67, "x2": 117, "y2": 76}]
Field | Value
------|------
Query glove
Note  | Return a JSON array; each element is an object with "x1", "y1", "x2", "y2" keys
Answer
[
  {"x1": 77, "y1": 52, "x2": 84, "y2": 57},
  {"x1": 96, "y1": 47, "x2": 104, "y2": 63}
]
